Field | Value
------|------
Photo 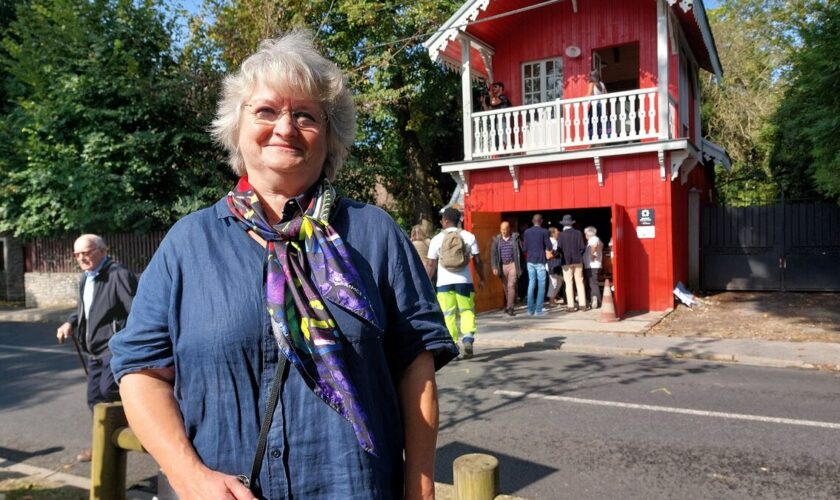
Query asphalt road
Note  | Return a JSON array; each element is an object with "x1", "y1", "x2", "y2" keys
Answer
[
  {"x1": 2, "y1": 322, "x2": 840, "y2": 499},
  {"x1": 435, "y1": 346, "x2": 840, "y2": 499}
]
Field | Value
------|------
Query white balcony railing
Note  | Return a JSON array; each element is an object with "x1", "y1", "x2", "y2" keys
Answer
[{"x1": 470, "y1": 88, "x2": 662, "y2": 158}]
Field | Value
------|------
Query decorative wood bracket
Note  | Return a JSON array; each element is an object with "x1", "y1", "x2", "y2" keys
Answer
[
  {"x1": 666, "y1": 0, "x2": 693, "y2": 13},
  {"x1": 453, "y1": 170, "x2": 470, "y2": 196},
  {"x1": 508, "y1": 165, "x2": 520, "y2": 192},
  {"x1": 670, "y1": 150, "x2": 689, "y2": 181},
  {"x1": 593, "y1": 156, "x2": 604, "y2": 186},
  {"x1": 658, "y1": 149, "x2": 666, "y2": 180},
  {"x1": 572, "y1": 0, "x2": 578, "y2": 13}
]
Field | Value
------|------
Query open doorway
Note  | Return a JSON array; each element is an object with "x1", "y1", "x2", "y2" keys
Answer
[
  {"x1": 593, "y1": 42, "x2": 640, "y2": 93},
  {"x1": 501, "y1": 207, "x2": 613, "y2": 304}
]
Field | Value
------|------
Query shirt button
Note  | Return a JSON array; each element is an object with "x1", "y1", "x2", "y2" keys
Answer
[{"x1": 270, "y1": 449, "x2": 281, "y2": 459}]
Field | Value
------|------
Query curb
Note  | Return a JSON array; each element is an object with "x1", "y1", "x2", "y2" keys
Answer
[
  {"x1": 476, "y1": 338, "x2": 840, "y2": 372},
  {"x1": 0, "y1": 307, "x2": 74, "y2": 323}
]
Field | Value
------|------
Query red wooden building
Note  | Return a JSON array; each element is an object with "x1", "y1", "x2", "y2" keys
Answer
[{"x1": 424, "y1": 0, "x2": 730, "y2": 315}]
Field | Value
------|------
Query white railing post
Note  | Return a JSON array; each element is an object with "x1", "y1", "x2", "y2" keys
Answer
[{"x1": 460, "y1": 36, "x2": 473, "y2": 160}]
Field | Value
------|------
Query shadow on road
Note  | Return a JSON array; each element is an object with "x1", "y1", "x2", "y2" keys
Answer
[{"x1": 0, "y1": 446, "x2": 64, "y2": 463}]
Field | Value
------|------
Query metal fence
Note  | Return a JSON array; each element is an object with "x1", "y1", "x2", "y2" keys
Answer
[{"x1": 24, "y1": 232, "x2": 166, "y2": 274}]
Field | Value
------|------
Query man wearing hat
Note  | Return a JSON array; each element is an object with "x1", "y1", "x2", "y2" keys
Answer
[
  {"x1": 426, "y1": 207, "x2": 486, "y2": 358},
  {"x1": 556, "y1": 214, "x2": 588, "y2": 311}
]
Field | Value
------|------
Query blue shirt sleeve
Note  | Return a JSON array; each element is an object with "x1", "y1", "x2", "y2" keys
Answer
[{"x1": 109, "y1": 231, "x2": 177, "y2": 381}]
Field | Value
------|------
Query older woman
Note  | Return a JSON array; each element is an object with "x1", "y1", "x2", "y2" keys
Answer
[
  {"x1": 410, "y1": 225, "x2": 431, "y2": 269},
  {"x1": 110, "y1": 31, "x2": 456, "y2": 500}
]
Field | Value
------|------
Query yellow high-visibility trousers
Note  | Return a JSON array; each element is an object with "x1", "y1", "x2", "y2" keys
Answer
[{"x1": 436, "y1": 284, "x2": 476, "y2": 342}]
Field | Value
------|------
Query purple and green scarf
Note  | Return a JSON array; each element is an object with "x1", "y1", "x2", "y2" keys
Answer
[{"x1": 227, "y1": 176, "x2": 379, "y2": 455}]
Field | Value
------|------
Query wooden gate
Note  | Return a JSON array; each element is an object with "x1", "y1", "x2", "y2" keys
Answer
[
  {"x1": 701, "y1": 202, "x2": 840, "y2": 291},
  {"x1": 468, "y1": 212, "x2": 504, "y2": 313}
]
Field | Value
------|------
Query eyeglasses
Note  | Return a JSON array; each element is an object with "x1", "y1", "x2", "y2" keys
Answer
[
  {"x1": 73, "y1": 248, "x2": 100, "y2": 258},
  {"x1": 242, "y1": 103, "x2": 327, "y2": 130}
]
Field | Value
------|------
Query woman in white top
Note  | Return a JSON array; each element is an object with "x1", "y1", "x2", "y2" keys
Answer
[
  {"x1": 583, "y1": 226, "x2": 603, "y2": 308},
  {"x1": 587, "y1": 70, "x2": 608, "y2": 139}
]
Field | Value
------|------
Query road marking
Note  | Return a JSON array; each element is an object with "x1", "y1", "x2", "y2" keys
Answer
[
  {"x1": 0, "y1": 457, "x2": 89, "y2": 490},
  {"x1": 0, "y1": 344, "x2": 75, "y2": 355},
  {"x1": 494, "y1": 389, "x2": 840, "y2": 430}
]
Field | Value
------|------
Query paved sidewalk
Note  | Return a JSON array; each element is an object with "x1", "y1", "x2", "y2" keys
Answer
[
  {"x1": 0, "y1": 305, "x2": 73, "y2": 323},
  {"x1": 3, "y1": 303, "x2": 838, "y2": 372},
  {"x1": 474, "y1": 305, "x2": 840, "y2": 372}
]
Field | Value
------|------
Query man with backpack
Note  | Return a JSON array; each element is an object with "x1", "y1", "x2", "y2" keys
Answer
[{"x1": 426, "y1": 207, "x2": 485, "y2": 359}]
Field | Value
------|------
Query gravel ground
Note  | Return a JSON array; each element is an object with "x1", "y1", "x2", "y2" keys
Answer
[{"x1": 647, "y1": 291, "x2": 840, "y2": 343}]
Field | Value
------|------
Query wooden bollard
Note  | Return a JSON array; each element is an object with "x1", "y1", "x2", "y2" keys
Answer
[
  {"x1": 90, "y1": 402, "x2": 129, "y2": 500},
  {"x1": 453, "y1": 453, "x2": 499, "y2": 500}
]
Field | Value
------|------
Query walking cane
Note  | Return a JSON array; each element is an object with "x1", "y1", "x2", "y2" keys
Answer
[{"x1": 69, "y1": 334, "x2": 88, "y2": 376}]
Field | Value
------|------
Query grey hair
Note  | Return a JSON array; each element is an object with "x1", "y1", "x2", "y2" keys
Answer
[
  {"x1": 410, "y1": 225, "x2": 427, "y2": 241},
  {"x1": 76, "y1": 234, "x2": 107, "y2": 250},
  {"x1": 584, "y1": 226, "x2": 597, "y2": 236},
  {"x1": 210, "y1": 30, "x2": 356, "y2": 180}
]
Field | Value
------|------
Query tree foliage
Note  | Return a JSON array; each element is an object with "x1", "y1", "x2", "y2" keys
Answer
[
  {"x1": 769, "y1": 2, "x2": 840, "y2": 202},
  {"x1": 701, "y1": 0, "x2": 832, "y2": 205},
  {"x1": 0, "y1": 0, "x2": 233, "y2": 238}
]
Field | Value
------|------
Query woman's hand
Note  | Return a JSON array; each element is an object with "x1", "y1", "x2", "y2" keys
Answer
[{"x1": 170, "y1": 467, "x2": 256, "y2": 500}]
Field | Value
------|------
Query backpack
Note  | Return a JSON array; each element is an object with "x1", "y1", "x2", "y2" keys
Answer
[{"x1": 439, "y1": 230, "x2": 470, "y2": 270}]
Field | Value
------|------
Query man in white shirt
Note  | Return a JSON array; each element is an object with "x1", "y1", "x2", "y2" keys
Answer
[{"x1": 426, "y1": 208, "x2": 485, "y2": 359}]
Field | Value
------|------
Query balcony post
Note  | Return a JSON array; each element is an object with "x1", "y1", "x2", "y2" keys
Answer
[
  {"x1": 657, "y1": 0, "x2": 670, "y2": 140},
  {"x1": 460, "y1": 36, "x2": 473, "y2": 160}
]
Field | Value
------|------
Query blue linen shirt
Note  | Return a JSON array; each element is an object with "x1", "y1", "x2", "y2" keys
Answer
[{"x1": 109, "y1": 197, "x2": 457, "y2": 499}]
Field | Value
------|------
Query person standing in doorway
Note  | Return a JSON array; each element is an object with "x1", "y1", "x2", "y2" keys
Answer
[
  {"x1": 583, "y1": 226, "x2": 604, "y2": 308},
  {"x1": 490, "y1": 221, "x2": 522, "y2": 316},
  {"x1": 56, "y1": 234, "x2": 137, "y2": 462},
  {"x1": 522, "y1": 214, "x2": 552, "y2": 316},
  {"x1": 427, "y1": 208, "x2": 486, "y2": 358},
  {"x1": 546, "y1": 227, "x2": 564, "y2": 307},
  {"x1": 557, "y1": 215, "x2": 587, "y2": 311}
]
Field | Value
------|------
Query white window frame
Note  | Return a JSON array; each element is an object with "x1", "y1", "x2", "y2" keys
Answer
[{"x1": 521, "y1": 57, "x2": 563, "y2": 105}]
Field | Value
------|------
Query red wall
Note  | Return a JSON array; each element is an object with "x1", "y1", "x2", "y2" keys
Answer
[
  {"x1": 464, "y1": 153, "x2": 684, "y2": 311},
  {"x1": 669, "y1": 161, "x2": 715, "y2": 286},
  {"x1": 487, "y1": 0, "x2": 659, "y2": 104}
]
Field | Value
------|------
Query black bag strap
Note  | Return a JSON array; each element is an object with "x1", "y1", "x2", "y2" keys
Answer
[{"x1": 241, "y1": 354, "x2": 289, "y2": 491}]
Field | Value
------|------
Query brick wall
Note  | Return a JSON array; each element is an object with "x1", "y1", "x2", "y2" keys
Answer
[
  {"x1": 1, "y1": 235, "x2": 25, "y2": 302},
  {"x1": 25, "y1": 272, "x2": 79, "y2": 308}
]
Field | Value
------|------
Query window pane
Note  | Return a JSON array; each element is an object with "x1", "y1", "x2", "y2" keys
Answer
[{"x1": 524, "y1": 65, "x2": 532, "y2": 78}]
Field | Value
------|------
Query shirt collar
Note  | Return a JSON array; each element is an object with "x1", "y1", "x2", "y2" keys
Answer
[
  {"x1": 84, "y1": 256, "x2": 110, "y2": 279},
  {"x1": 216, "y1": 179, "x2": 320, "y2": 222}
]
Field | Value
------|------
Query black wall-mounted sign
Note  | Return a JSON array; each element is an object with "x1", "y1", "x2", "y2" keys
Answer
[{"x1": 637, "y1": 208, "x2": 655, "y2": 226}]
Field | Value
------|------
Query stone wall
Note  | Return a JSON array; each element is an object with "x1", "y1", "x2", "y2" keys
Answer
[
  {"x1": 0, "y1": 235, "x2": 25, "y2": 302},
  {"x1": 25, "y1": 272, "x2": 79, "y2": 308}
]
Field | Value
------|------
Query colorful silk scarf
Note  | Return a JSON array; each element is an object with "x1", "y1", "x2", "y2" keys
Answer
[{"x1": 227, "y1": 176, "x2": 379, "y2": 455}]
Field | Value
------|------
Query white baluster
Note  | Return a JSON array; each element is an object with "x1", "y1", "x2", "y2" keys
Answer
[
  {"x1": 573, "y1": 102, "x2": 582, "y2": 144},
  {"x1": 648, "y1": 92, "x2": 657, "y2": 137},
  {"x1": 608, "y1": 97, "x2": 617, "y2": 140},
  {"x1": 473, "y1": 117, "x2": 482, "y2": 156},
  {"x1": 562, "y1": 102, "x2": 570, "y2": 148},
  {"x1": 511, "y1": 111, "x2": 520, "y2": 151},
  {"x1": 618, "y1": 96, "x2": 627, "y2": 139},
  {"x1": 489, "y1": 114, "x2": 498, "y2": 154},
  {"x1": 639, "y1": 93, "x2": 648, "y2": 136},
  {"x1": 480, "y1": 115, "x2": 489, "y2": 154},
  {"x1": 629, "y1": 95, "x2": 639, "y2": 138}
]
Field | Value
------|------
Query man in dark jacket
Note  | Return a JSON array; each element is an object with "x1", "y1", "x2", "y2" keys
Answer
[
  {"x1": 490, "y1": 221, "x2": 522, "y2": 316},
  {"x1": 56, "y1": 234, "x2": 137, "y2": 461},
  {"x1": 556, "y1": 215, "x2": 587, "y2": 311}
]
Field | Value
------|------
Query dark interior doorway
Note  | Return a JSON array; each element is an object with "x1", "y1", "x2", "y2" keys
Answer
[
  {"x1": 593, "y1": 42, "x2": 640, "y2": 93},
  {"x1": 501, "y1": 206, "x2": 613, "y2": 282}
]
